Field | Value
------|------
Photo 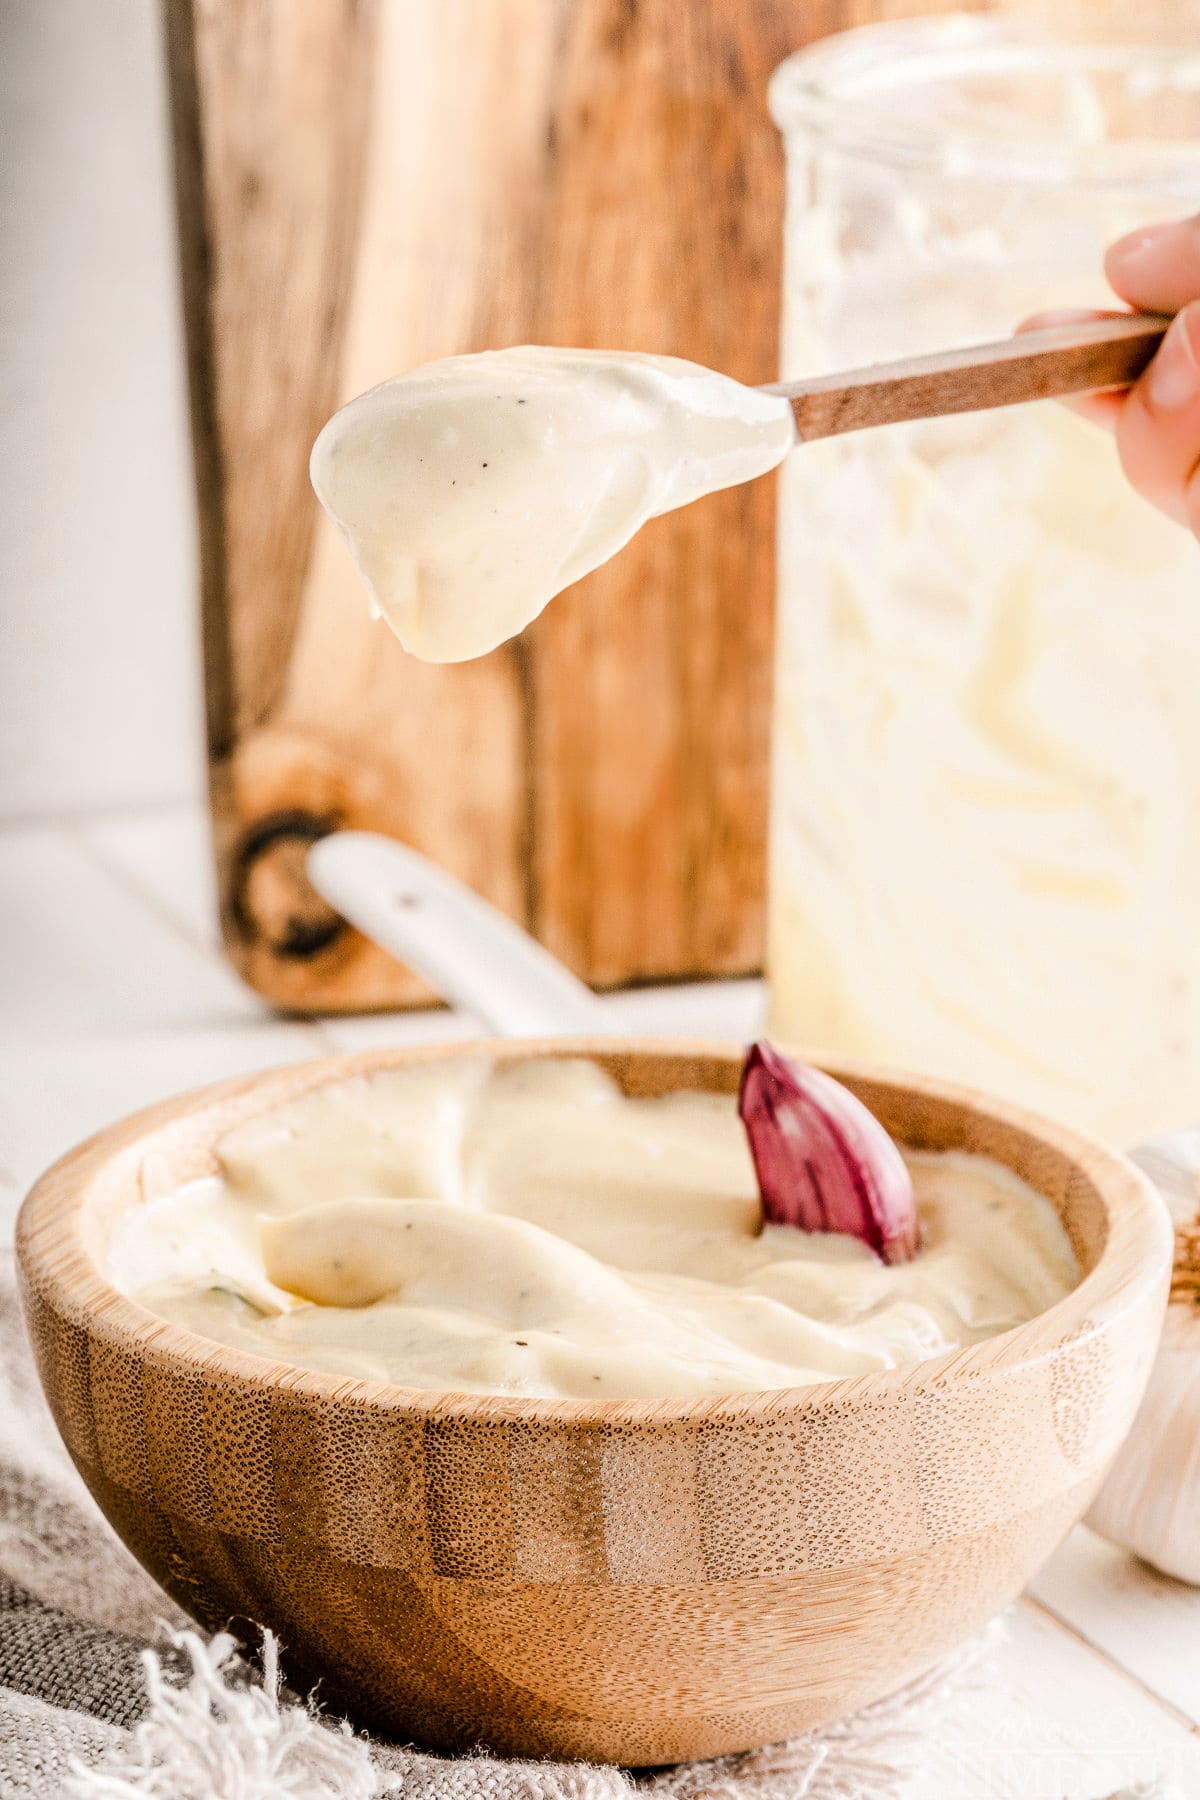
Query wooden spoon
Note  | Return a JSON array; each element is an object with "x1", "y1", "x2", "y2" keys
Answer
[{"x1": 765, "y1": 312, "x2": 1170, "y2": 441}]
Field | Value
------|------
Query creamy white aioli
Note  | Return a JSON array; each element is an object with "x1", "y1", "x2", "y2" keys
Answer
[
  {"x1": 309, "y1": 348, "x2": 796, "y2": 661},
  {"x1": 108, "y1": 1058, "x2": 1078, "y2": 1400}
]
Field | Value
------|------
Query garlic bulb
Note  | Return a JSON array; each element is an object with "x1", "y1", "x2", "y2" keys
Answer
[{"x1": 1087, "y1": 1133, "x2": 1200, "y2": 1583}]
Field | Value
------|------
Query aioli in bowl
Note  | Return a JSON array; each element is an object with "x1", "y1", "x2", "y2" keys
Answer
[{"x1": 108, "y1": 1054, "x2": 1078, "y2": 1400}]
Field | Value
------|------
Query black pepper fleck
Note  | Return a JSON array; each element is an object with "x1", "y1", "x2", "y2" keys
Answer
[{"x1": 514, "y1": 1340, "x2": 528, "y2": 1347}]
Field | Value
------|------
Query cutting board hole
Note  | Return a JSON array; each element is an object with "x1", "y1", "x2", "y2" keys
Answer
[{"x1": 231, "y1": 812, "x2": 347, "y2": 961}]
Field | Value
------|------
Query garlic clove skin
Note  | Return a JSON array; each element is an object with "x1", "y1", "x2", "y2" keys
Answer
[
  {"x1": 737, "y1": 1042, "x2": 920, "y2": 1264},
  {"x1": 1087, "y1": 1133, "x2": 1200, "y2": 1585},
  {"x1": 1086, "y1": 1308, "x2": 1200, "y2": 1584}
]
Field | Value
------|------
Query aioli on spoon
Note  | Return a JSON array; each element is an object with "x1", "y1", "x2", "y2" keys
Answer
[{"x1": 311, "y1": 314, "x2": 1168, "y2": 664}]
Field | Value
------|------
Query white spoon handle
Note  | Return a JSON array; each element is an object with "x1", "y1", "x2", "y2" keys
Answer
[{"x1": 306, "y1": 831, "x2": 604, "y2": 1037}]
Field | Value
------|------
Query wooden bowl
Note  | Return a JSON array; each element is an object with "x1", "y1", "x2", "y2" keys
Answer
[{"x1": 16, "y1": 1040, "x2": 1171, "y2": 1766}]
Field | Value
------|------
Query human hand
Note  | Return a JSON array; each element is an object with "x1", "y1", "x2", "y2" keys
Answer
[{"x1": 1023, "y1": 214, "x2": 1200, "y2": 537}]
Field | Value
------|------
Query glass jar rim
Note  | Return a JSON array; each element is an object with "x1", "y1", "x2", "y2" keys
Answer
[{"x1": 769, "y1": 12, "x2": 1200, "y2": 193}]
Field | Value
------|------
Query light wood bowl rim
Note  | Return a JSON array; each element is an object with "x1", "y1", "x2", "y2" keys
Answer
[{"x1": 16, "y1": 1037, "x2": 1171, "y2": 1426}]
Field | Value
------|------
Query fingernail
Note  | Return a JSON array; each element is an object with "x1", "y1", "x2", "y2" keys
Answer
[
  {"x1": 1023, "y1": 307, "x2": 1107, "y2": 329},
  {"x1": 1108, "y1": 220, "x2": 1179, "y2": 266},
  {"x1": 1147, "y1": 308, "x2": 1200, "y2": 411}
]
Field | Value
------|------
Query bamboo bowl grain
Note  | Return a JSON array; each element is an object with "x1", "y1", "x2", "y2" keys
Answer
[{"x1": 16, "y1": 1040, "x2": 1171, "y2": 1766}]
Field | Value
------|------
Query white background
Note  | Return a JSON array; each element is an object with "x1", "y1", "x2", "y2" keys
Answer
[{"x1": 0, "y1": 0, "x2": 203, "y2": 822}]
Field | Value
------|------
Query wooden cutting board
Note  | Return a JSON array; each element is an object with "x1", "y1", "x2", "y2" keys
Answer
[{"x1": 167, "y1": 0, "x2": 984, "y2": 1013}]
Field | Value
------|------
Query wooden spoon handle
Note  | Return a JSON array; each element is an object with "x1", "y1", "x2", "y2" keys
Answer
[{"x1": 765, "y1": 313, "x2": 1171, "y2": 442}]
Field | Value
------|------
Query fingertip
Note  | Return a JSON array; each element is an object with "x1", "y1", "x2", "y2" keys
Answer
[
  {"x1": 1105, "y1": 214, "x2": 1200, "y2": 313},
  {"x1": 1105, "y1": 221, "x2": 1176, "y2": 286},
  {"x1": 1016, "y1": 308, "x2": 1119, "y2": 335}
]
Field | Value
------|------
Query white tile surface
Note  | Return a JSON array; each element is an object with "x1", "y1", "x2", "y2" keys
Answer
[
  {"x1": 1030, "y1": 1525, "x2": 1200, "y2": 1729},
  {"x1": 924, "y1": 1601, "x2": 1200, "y2": 1798},
  {"x1": 317, "y1": 977, "x2": 768, "y2": 1054},
  {"x1": 0, "y1": 824, "x2": 259, "y2": 1038},
  {"x1": 315, "y1": 1006, "x2": 483, "y2": 1053},
  {"x1": 81, "y1": 803, "x2": 223, "y2": 952},
  {"x1": 591, "y1": 977, "x2": 765, "y2": 1041}
]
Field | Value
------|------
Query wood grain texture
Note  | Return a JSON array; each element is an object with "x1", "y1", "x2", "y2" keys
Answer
[
  {"x1": 776, "y1": 313, "x2": 1170, "y2": 441},
  {"x1": 17, "y1": 1040, "x2": 1171, "y2": 1763},
  {"x1": 170, "y1": 0, "x2": 992, "y2": 1012},
  {"x1": 169, "y1": 0, "x2": 539, "y2": 1010},
  {"x1": 516, "y1": 0, "x2": 799, "y2": 987}
]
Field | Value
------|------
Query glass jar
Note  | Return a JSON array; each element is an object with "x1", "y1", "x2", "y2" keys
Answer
[{"x1": 767, "y1": 8, "x2": 1200, "y2": 1144}]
